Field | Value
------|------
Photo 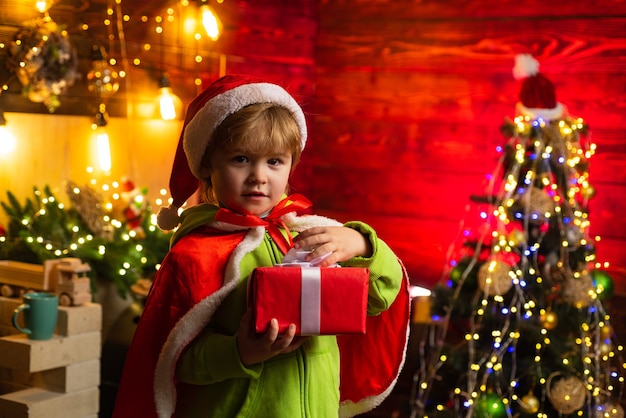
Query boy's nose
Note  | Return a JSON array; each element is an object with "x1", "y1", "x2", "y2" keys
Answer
[{"x1": 248, "y1": 165, "x2": 268, "y2": 184}]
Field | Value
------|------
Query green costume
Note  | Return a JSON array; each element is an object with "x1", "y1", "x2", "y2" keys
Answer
[{"x1": 113, "y1": 199, "x2": 410, "y2": 418}]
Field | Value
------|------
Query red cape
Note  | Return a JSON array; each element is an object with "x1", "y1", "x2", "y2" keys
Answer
[{"x1": 113, "y1": 222, "x2": 410, "y2": 418}]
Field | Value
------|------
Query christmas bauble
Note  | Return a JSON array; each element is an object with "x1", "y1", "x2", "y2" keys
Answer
[
  {"x1": 582, "y1": 184, "x2": 597, "y2": 200},
  {"x1": 449, "y1": 259, "x2": 477, "y2": 289},
  {"x1": 450, "y1": 263, "x2": 465, "y2": 284},
  {"x1": 478, "y1": 260, "x2": 513, "y2": 296},
  {"x1": 87, "y1": 61, "x2": 120, "y2": 98},
  {"x1": 561, "y1": 272, "x2": 595, "y2": 308},
  {"x1": 547, "y1": 375, "x2": 586, "y2": 415},
  {"x1": 600, "y1": 342, "x2": 612, "y2": 355},
  {"x1": 591, "y1": 270, "x2": 615, "y2": 301},
  {"x1": 474, "y1": 392, "x2": 507, "y2": 418},
  {"x1": 540, "y1": 310, "x2": 558, "y2": 330},
  {"x1": 518, "y1": 393, "x2": 540, "y2": 414},
  {"x1": 87, "y1": 45, "x2": 119, "y2": 99},
  {"x1": 507, "y1": 229, "x2": 526, "y2": 247},
  {"x1": 518, "y1": 186, "x2": 555, "y2": 220}
]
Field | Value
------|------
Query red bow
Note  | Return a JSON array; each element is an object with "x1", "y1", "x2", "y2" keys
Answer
[{"x1": 214, "y1": 194, "x2": 312, "y2": 254}]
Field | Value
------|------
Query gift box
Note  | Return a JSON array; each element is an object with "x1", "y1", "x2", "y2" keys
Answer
[{"x1": 249, "y1": 266, "x2": 369, "y2": 335}]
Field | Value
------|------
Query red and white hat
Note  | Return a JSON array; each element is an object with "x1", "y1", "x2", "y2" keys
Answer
[
  {"x1": 157, "y1": 74, "x2": 308, "y2": 230},
  {"x1": 513, "y1": 54, "x2": 565, "y2": 120}
]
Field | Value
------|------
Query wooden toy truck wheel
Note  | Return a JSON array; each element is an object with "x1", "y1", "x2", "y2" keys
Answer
[
  {"x1": 1, "y1": 284, "x2": 14, "y2": 297},
  {"x1": 59, "y1": 293, "x2": 72, "y2": 307}
]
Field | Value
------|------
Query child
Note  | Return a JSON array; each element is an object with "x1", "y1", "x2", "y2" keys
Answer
[{"x1": 112, "y1": 75, "x2": 410, "y2": 418}]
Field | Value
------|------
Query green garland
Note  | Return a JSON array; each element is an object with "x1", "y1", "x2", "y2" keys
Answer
[{"x1": 0, "y1": 183, "x2": 172, "y2": 299}]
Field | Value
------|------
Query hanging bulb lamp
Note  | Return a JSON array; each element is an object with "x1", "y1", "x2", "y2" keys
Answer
[
  {"x1": 157, "y1": 74, "x2": 183, "y2": 121},
  {"x1": 92, "y1": 104, "x2": 112, "y2": 173},
  {"x1": 200, "y1": 3, "x2": 222, "y2": 41}
]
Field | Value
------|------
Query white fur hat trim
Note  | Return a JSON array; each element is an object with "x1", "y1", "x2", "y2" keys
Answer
[{"x1": 183, "y1": 82, "x2": 308, "y2": 179}]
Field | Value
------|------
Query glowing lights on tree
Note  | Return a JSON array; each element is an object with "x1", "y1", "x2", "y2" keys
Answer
[{"x1": 411, "y1": 112, "x2": 623, "y2": 417}]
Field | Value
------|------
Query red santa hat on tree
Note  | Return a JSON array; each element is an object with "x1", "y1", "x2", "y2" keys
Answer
[
  {"x1": 513, "y1": 54, "x2": 565, "y2": 120},
  {"x1": 157, "y1": 74, "x2": 308, "y2": 230}
]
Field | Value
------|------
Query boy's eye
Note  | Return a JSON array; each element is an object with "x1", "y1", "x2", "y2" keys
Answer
[
  {"x1": 268, "y1": 158, "x2": 281, "y2": 166},
  {"x1": 233, "y1": 155, "x2": 248, "y2": 163}
]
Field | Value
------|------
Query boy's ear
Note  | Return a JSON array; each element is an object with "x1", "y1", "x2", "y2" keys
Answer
[{"x1": 199, "y1": 166, "x2": 211, "y2": 179}]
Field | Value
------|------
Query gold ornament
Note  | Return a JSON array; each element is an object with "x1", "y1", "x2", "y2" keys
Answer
[
  {"x1": 87, "y1": 45, "x2": 119, "y2": 99},
  {"x1": 508, "y1": 229, "x2": 526, "y2": 246},
  {"x1": 561, "y1": 272, "x2": 595, "y2": 308},
  {"x1": 582, "y1": 184, "x2": 596, "y2": 199},
  {"x1": 518, "y1": 186, "x2": 555, "y2": 221},
  {"x1": 519, "y1": 392, "x2": 540, "y2": 414},
  {"x1": 478, "y1": 260, "x2": 513, "y2": 296},
  {"x1": 600, "y1": 343, "x2": 612, "y2": 356},
  {"x1": 540, "y1": 310, "x2": 558, "y2": 330},
  {"x1": 547, "y1": 374, "x2": 586, "y2": 415}
]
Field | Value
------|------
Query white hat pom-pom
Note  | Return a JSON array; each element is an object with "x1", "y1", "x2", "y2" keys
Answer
[
  {"x1": 157, "y1": 205, "x2": 181, "y2": 230},
  {"x1": 513, "y1": 54, "x2": 540, "y2": 80}
]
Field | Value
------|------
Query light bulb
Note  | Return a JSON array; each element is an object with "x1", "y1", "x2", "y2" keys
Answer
[
  {"x1": 92, "y1": 104, "x2": 112, "y2": 173},
  {"x1": 97, "y1": 132, "x2": 112, "y2": 173},
  {"x1": 158, "y1": 87, "x2": 179, "y2": 120},
  {"x1": 157, "y1": 74, "x2": 182, "y2": 121},
  {"x1": 35, "y1": 0, "x2": 53, "y2": 13},
  {"x1": 0, "y1": 111, "x2": 16, "y2": 156},
  {"x1": 0, "y1": 125, "x2": 16, "y2": 156},
  {"x1": 201, "y1": 4, "x2": 222, "y2": 41}
]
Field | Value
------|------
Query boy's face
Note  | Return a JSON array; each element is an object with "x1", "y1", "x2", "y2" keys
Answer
[{"x1": 205, "y1": 146, "x2": 292, "y2": 215}]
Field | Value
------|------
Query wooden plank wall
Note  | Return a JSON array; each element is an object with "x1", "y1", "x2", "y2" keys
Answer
[
  {"x1": 1, "y1": 0, "x2": 625, "y2": 295},
  {"x1": 194, "y1": 0, "x2": 319, "y2": 115},
  {"x1": 306, "y1": 0, "x2": 626, "y2": 293}
]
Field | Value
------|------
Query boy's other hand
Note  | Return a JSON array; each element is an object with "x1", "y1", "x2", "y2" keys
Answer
[{"x1": 237, "y1": 310, "x2": 309, "y2": 366}]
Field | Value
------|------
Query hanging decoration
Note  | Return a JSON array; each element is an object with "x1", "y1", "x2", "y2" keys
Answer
[
  {"x1": 6, "y1": 16, "x2": 79, "y2": 112},
  {"x1": 86, "y1": 45, "x2": 120, "y2": 100}
]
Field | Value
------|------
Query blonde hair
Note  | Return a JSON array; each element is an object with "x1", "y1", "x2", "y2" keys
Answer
[{"x1": 199, "y1": 102, "x2": 303, "y2": 204}]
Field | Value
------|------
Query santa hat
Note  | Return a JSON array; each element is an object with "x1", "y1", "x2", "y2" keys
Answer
[
  {"x1": 157, "y1": 74, "x2": 308, "y2": 230},
  {"x1": 513, "y1": 54, "x2": 564, "y2": 120}
]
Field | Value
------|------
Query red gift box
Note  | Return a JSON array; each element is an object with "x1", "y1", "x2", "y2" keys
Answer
[{"x1": 249, "y1": 266, "x2": 369, "y2": 335}]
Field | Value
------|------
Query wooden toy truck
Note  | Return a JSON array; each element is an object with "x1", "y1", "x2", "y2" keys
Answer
[{"x1": 0, "y1": 258, "x2": 92, "y2": 306}]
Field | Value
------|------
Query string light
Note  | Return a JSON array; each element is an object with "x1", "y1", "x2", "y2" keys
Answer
[{"x1": 411, "y1": 115, "x2": 621, "y2": 418}]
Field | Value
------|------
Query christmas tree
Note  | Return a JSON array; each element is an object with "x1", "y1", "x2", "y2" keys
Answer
[{"x1": 411, "y1": 55, "x2": 624, "y2": 418}]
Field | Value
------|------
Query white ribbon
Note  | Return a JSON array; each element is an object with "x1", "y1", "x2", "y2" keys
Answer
[{"x1": 300, "y1": 267, "x2": 321, "y2": 334}]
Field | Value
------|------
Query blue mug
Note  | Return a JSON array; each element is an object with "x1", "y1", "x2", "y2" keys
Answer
[{"x1": 12, "y1": 292, "x2": 59, "y2": 340}]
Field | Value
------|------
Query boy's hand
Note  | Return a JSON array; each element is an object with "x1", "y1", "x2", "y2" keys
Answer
[
  {"x1": 293, "y1": 226, "x2": 372, "y2": 267},
  {"x1": 236, "y1": 310, "x2": 308, "y2": 366}
]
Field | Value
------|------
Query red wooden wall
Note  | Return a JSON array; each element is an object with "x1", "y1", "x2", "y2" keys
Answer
[
  {"x1": 166, "y1": 0, "x2": 626, "y2": 294},
  {"x1": 296, "y1": 0, "x2": 626, "y2": 293},
  {"x1": 2, "y1": 0, "x2": 625, "y2": 293}
]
